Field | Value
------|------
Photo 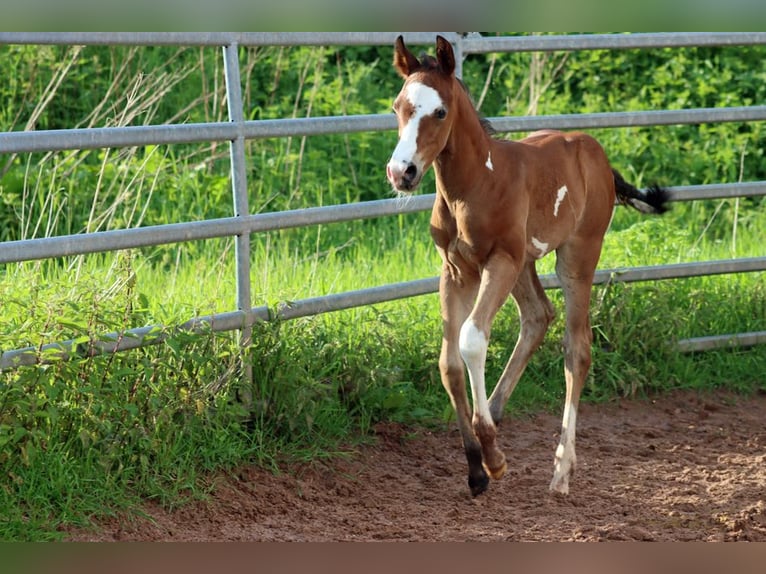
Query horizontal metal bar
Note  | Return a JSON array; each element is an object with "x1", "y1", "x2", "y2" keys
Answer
[
  {"x1": 0, "y1": 116, "x2": 395, "y2": 154},
  {"x1": 668, "y1": 181, "x2": 766, "y2": 201},
  {"x1": 0, "y1": 278, "x2": 438, "y2": 369},
  {"x1": 676, "y1": 331, "x2": 766, "y2": 353},
  {"x1": 0, "y1": 32, "x2": 458, "y2": 48},
  {"x1": 3, "y1": 182, "x2": 765, "y2": 265},
  {"x1": 587, "y1": 257, "x2": 766, "y2": 286},
  {"x1": 0, "y1": 122, "x2": 236, "y2": 154},
  {"x1": 269, "y1": 258, "x2": 766, "y2": 318},
  {"x1": 0, "y1": 194, "x2": 435, "y2": 264},
  {"x1": 0, "y1": 308, "x2": 255, "y2": 370},
  {"x1": 535, "y1": 257, "x2": 766, "y2": 290},
  {"x1": 489, "y1": 106, "x2": 766, "y2": 133},
  {"x1": 461, "y1": 32, "x2": 766, "y2": 54},
  {"x1": 274, "y1": 277, "x2": 440, "y2": 321},
  {"x1": 5, "y1": 106, "x2": 766, "y2": 155},
  {"x1": 3, "y1": 32, "x2": 765, "y2": 51},
  {"x1": 4, "y1": 258, "x2": 763, "y2": 369}
]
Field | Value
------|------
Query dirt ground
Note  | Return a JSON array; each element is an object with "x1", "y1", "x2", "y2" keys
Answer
[{"x1": 66, "y1": 389, "x2": 766, "y2": 542}]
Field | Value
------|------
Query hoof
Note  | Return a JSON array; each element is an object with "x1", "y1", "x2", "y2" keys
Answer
[
  {"x1": 485, "y1": 459, "x2": 507, "y2": 480},
  {"x1": 482, "y1": 446, "x2": 507, "y2": 480},
  {"x1": 469, "y1": 472, "x2": 489, "y2": 497},
  {"x1": 549, "y1": 474, "x2": 570, "y2": 495}
]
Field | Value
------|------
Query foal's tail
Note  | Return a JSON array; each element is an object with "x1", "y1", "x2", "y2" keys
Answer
[{"x1": 612, "y1": 169, "x2": 670, "y2": 214}]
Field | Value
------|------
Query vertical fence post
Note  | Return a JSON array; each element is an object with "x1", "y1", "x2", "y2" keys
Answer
[
  {"x1": 223, "y1": 42, "x2": 254, "y2": 411},
  {"x1": 453, "y1": 35, "x2": 464, "y2": 79}
]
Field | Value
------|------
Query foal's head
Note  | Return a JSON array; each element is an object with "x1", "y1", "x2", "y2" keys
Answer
[{"x1": 386, "y1": 35, "x2": 460, "y2": 193}]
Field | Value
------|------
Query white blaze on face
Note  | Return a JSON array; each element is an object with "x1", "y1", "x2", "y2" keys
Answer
[
  {"x1": 389, "y1": 81, "x2": 444, "y2": 174},
  {"x1": 553, "y1": 185, "x2": 568, "y2": 217}
]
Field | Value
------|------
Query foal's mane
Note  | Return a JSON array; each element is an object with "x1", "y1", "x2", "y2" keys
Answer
[{"x1": 418, "y1": 53, "x2": 497, "y2": 137}]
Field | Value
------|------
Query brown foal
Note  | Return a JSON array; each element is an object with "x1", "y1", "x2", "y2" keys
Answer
[{"x1": 386, "y1": 35, "x2": 669, "y2": 497}]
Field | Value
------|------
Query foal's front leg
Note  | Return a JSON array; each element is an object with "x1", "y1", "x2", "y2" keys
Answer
[
  {"x1": 459, "y1": 252, "x2": 521, "y2": 485},
  {"x1": 438, "y1": 270, "x2": 489, "y2": 496}
]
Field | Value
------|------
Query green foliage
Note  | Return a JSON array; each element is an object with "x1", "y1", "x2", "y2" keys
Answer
[
  {"x1": 0, "y1": 37, "x2": 765, "y2": 540},
  {"x1": 0, "y1": 325, "x2": 257, "y2": 539}
]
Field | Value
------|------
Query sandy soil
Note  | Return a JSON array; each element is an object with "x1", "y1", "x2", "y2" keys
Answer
[{"x1": 65, "y1": 389, "x2": 766, "y2": 541}]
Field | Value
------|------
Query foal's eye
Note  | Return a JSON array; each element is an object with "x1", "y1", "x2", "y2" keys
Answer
[{"x1": 435, "y1": 108, "x2": 447, "y2": 120}]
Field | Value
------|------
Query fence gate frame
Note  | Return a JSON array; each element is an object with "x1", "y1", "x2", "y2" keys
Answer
[{"x1": 1, "y1": 32, "x2": 765, "y2": 377}]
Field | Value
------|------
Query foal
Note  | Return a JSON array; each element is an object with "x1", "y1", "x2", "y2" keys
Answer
[{"x1": 386, "y1": 36, "x2": 669, "y2": 497}]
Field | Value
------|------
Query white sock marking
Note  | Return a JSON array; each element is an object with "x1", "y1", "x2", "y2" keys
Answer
[
  {"x1": 553, "y1": 185, "x2": 568, "y2": 217},
  {"x1": 459, "y1": 318, "x2": 491, "y2": 422},
  {"x1": 459, "y1": 318, "x2": 486, "y2": 361},
  {"x1": 552, "y1": 402, "x2": 578, "y2": 493},
  {"x1": 561, "y1": 402, "x2": 577, "y2": 456}
]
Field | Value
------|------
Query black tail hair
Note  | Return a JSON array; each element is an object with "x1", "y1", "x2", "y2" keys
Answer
[{"x1": 612, "y1": 169, "x2": 670, "y2": 215}]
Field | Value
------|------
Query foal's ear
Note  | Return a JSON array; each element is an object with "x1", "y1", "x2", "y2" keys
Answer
[
  {"x1": 435, "y1": 35, "x2": 455, "y2": 77},
  {"x1": 393, "y1": 35, "x2": 420, "y2": 78}
]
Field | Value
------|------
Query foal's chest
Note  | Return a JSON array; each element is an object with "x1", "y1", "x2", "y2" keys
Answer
[{"x1": 431, "y1": 196, "x2": 505, "y2": 277}]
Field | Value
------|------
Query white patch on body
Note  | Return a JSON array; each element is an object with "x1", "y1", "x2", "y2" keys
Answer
[
  {"x1": 553, "y1": 185, "x2": 568, "y2": 217},
  {"x1": 485, "y1": 151, "x2": 493, "y2": 171},
  {"x1": 531, "y1": 237, "x2": 549, "y2": 258},
  {"x1": 388, "y1": 82, "x2": 444, "y2": 172}
]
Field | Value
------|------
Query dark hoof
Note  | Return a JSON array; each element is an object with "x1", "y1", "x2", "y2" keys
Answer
[{"x1": 469, "y1": 472, "x2": 489, "y2": 497}]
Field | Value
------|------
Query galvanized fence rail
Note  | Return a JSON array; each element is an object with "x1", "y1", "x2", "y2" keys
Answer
[{"x1": 1, "y1": 32, "x2": 765, "y2": 371}]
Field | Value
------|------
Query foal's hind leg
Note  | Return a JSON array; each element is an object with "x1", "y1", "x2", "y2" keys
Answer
[
  {"x1": 488, "y1": 261, "x2": 555, "y2": 424},
  {"x1": 549, "y1": 239, "x2": 600, "y2": 494}
]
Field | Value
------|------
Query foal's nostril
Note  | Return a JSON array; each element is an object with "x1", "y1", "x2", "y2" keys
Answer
[{"x1": 404, "y1": 163, "x2": 418, "y2": 182}]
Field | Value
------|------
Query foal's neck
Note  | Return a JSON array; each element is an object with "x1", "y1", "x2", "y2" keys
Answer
[{"x1": 434, "y1": 90, "x2": 495, "y2": 201}]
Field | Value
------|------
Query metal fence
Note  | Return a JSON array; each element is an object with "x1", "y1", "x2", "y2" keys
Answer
[{"x1": 1, "y1": 32, "x2": 765, "y2": 370}]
